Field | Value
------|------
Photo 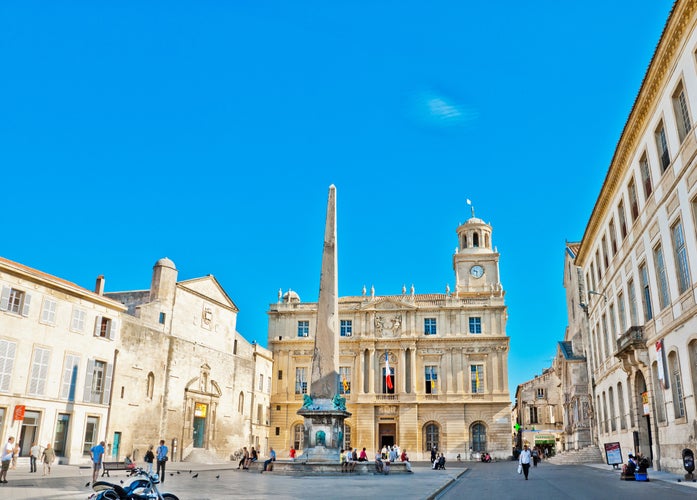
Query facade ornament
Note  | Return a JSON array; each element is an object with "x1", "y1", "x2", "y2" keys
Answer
[
  {"x1": 370, "y1": 285, "x2": 375, "y2": 299},
  {"x1": 410, "y1": 284, "x2": 415, "y2": 297},
  {"x1": 362, "y1": 285, "x2": 367, "y2": 296},
  {"x1": 278, "y1": 288, "x2": 282, "y2": 303},
  {"x1": 402, "y1": 284, "x2": 406, "y2": 295},
  {"x1": 446, "y1": 284, "x2": 450, "y2": 296}
]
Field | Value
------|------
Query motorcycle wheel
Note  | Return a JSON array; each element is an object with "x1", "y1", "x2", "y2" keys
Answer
[{"x1": 162, "y1": 494, "x2": 180, "y2": 500}]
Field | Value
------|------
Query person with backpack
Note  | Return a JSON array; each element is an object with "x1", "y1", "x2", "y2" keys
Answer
[{"x1": 144, "y1": 445, "x2": 155, "y2": 474}]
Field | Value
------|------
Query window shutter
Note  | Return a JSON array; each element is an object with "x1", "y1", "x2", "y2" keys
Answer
[
  {"x1": 21, "y1": 293, "x2": 32, "y2": 317},
  {"x1": 0, "y1": 287, "x2": 9, "y2": 311},
  {"x1": 103, "y1": 362, "x2": 113, "y2": 404},
  {"x1": 61, "y1": 355, "x2": 80, "y2": 400},
  {"x1": 84, "y1": 358, "x2": 95, "y2": 402},
  {"x1": 0, "y1": 341, "x2": 16, "y2": 392},
  {"x1": 108, "y1": 319, "x2": 117, "y2": 340},
  {"x1": 29, "y1": 352, "x2": 40, "y2": 394},
  {"x1": 94, "y1": 316, "x2": 102, "y2": 337},
  {"x1": 37, "y1": 349, "x2": 49, "y2": 394}
]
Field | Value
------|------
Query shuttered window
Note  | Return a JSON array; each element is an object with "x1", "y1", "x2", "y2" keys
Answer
[
  {"x1": 83, "y1": 359, "x2": 112, "y2": 404},
  {"x1": 60, "y1": 354, "x2": 80, "y2": 401},
  {"x1": 0, "y1": 340, "x2": 17, "y2": 392},
  {"x1": 29, "y1": 347, "x2": 50, "y2": 395},
  {"x1": 71, "y1": 308, "x2": 86, "y2": 332},
  {"x1": 41, "y1": 298, "x2": 57, "y2": 325},
  {"x1": 0, "y1": 286, "x2": 31, "y2": 316}
]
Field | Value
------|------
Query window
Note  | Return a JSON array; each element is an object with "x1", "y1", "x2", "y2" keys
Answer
[
  {"x1": 295, "y1": 367, "x2": 307, "y2": 394},
  {"x1": 83, "y1": 359, "x2": 112, "y2": 404},
  {"x1": 669, "y1": 352, "x2": 685, "y2": 419},
  {"x1": 28, "y1": 347, "x2": 50, "y2": 395},
  {"x1": 652, "y1": 362, "x2": 667, "y2": 422},
  {"x1": 639, "y1": 153, "x2": 653, "y2": 199},
  {"x1": 617, "y1": 382, "x2": 627, "y2": 430},
  {"x1": 275, "y1": 427, "x2": 280, "y2": 436},
  {"x1": 469, "y1": 317, "x2": 482, "y2": 334},
  {"x1": 41, "y1": 298, "x2": 57, "y2": 325},
  {"x1": 601, "y1": 314, "x2": 610, "y2": 359},
  {"x1": 158, "y1": 312, "x2": 166, "y2": 324},
  {"x1": 673, "y1": 82, "x2": 692, "y2": 142},
  {"x1": 278, "y1": 370, "x2": 283, "y2": 380},
  {"x1": 71, "y1": 308, "x2": 86, "y2": 332},
  {"x1": 609, "y1": 219, "x2": 618, "y2": 254},
  {"x1": 654, "y1": 244, "x2": 670, "y2": 309},
  {"x1": 470, "y1": 365, "x2": 484, "y2": 393},
  {"x1": 656, "y1": 121, "x2": 671, "y2": 171},
  {"x1": 608, "y1": 387, "x2": 617, "y2": 431},
  {"x1": 60, "y1": 354, "x2": 80, "y2": 401},
  {"x1": 340, "y1": 319, "x2": 352, "y2": 337},
  {"x1": 0, "y1": 339, "x2": 17, "y2": 392},
  {"x1": 424, "y1": 423, "x2": 439, "y2": 452},
  {"x1": 601, "y1": 237, "x2": 609, "y2": 269},
  {"x1": 639, "y1": 263, "x2": 653, "y2": 321},
  {"x1": 293, "y1": 423, "x2": 304, "y2": 450},
  {"x1": 628, "y1": 279, "x2": 638, "y2": 326},
  {"x1": 617, "y1": 292, "x2": 627, "y2": 333},
  {"x1": 297, "y1": 320, "x2": 309, "y2": 337},
  {"x1": 94, "y1": 316, "x2": 116, "y2": 340},
  {"x1": 146, "y1": 372, "x2": 155, "y2": 399},
  {"x1": 238, "y1": 392, "x2": 244, "y2": 413},
  {"x1": 259, "y1": 374, "x2": 264, "y2": 391},
  {"x1": 267, "y1": 376, "x2": 271, "y2": 393},
  {"x1": 424, "y1": 318, "x2": 437, "y2": 335},
  {"x1": 473, "y1": 232, "x2": 479, "y2": 247},
  {"x1": 339, "y1": 366, "x2": 351, "y2": 395},
  {"x1": 589, "y1": 263, "x2": 597, "y2": 291},
  {"x1": 257, "y1": 404, "x2": 263, "y2": 424},
  {"x1": 0, "y1": 286, "x2": 31, "y2": 316},
  {"x1": 628, "y1": 179, "x2": 639, "y2": 222},
  {"x1": 529, "y1": 406, "x2": 539, "y2": 424},
  {"x1": 608, "y1": 304, "x2": 617, "y2": 339},
  {"x1": 672, "y1": 220, "x2": 691, "y2": 294},
  {"x1": 425, "y1": 366, "x2": 438, "y2": 394},
  {"x1": 82, "y1": 416, "x2": 99, "y2": 455},
  {"x1": 536, "y1": 388, "x2": 544, "y2": 399},
  {"x1": 618, "y1": 201, "x2": 628, "y2": 239}
]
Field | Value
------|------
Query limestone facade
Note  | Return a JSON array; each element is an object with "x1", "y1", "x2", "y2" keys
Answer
[
  {"x1": 0, "y1": 256, "x2": 271, "y2": 465},
  {"x1": 569, "y1": 0, "x2": 697, "y2": 473},
  {"x1": 268, "y1": 215, "x2": 511, "y2": 460},
  {"x1": 513, "y1": 368, "x2": 564, "y2": 454}
]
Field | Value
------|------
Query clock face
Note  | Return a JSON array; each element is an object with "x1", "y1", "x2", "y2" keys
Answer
[{"x1": 470, "y1": 265, "x2": 484, "y2": 278}]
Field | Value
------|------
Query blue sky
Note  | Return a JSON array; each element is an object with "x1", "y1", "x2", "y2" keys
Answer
[{"x1": 0, "y1": 1, "x2": 674, "y2": 396}]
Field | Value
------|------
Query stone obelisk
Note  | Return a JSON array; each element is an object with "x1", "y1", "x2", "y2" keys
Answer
[
  {"x1": 310, "y1": 184, "x2": 339, "y2": 397},
  {"x1": 297, "y1": 184, "x2": 351, "y2": 462}
]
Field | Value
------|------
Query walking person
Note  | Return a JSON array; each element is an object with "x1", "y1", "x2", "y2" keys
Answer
[
  {"x1": 29, "y1": 442, "x2": 41, "y2": 473},
  {"x1": 144, "y1": 445, "x2": 155, "y2": 474},
  {"x1": 10, "y1": 441, "x2": 19, "y2": 470},
  {"x1": 90, "y1": 440, "x2": 105, "y2": 483},
  {"x1": 519, "y1": 444, "x2": 532, "y2": 480},
  {"x1": 42, "y1": 443, "x2": 55, "y2": 476},
  {"x1": 156, "y1": 440, "x2": 168, "y2": 482},
  {"x1": 0, "y1": 437, "x2": 15, "y2": 484},
  {"x1": 532, "y1": 447, "x2": 539, "y2": 467}
]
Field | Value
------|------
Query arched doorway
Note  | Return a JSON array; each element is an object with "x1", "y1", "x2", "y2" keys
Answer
[
  {"x1": 633, "y1": 370, "x2": 653, "y2": 460},
  {"x1": 470, "y1": 422, "x2": 487, "y2": 452}
]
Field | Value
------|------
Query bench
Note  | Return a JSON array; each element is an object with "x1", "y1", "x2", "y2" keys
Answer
[{"x1": 101, "y1": 461, "x2": 131, "y2": 477}]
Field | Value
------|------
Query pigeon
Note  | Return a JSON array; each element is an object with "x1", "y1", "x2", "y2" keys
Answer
[
  {"x1": 176, "y1": 471, "x2": 181, "y2": 475},
  {"x1": 192, "y1": 473, "x2": 199, "y2": 478},
  {"x1": 215, "y1": 475, "x2": 220, "y2": 480},
  {"x1": 170, "y1": 473, "x2": 174, "y2": 477},
  {"x1": 120, "y1": 480, "x2": 124, "y2": 484},
  {"x1": 189, "y1": 470, "x2": 192, "y2": 474},
  {"x1": 85, "y1": 482, "x2": 91, "y2": 487}
]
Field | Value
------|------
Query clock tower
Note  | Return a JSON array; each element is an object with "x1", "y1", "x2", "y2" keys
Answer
[{"x1": 453, "y1": 216, "x2": 502, "y2": 295}]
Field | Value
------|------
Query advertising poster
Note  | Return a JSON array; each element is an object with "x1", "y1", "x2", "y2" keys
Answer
[
  {"x1": 604, "y1": 442, "x2": 623, "y2": 465},
  {"x1": 656, "y1": 340, "x2": 668, "y2": 389}
]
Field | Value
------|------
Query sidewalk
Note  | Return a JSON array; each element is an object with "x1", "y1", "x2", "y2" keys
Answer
[{"x1": 584, "y1": 463, "x2": 697, "y2": 490}]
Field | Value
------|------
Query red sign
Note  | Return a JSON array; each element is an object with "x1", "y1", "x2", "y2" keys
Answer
[{"x1": 13, "y1": 405, "x2": 25, "y2": 421}]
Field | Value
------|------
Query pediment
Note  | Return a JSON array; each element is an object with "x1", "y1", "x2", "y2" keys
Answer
[
  {"x1": 178, "y1": 276, "x2": 239, "y2": 311},
  {"x1": 358, "y1": 297, "x2": 416, "y2": 311}
]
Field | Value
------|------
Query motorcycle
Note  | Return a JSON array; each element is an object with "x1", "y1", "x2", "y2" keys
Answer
[{"x1": 88, "y1": 467, "x2": 179, "y2": 500}]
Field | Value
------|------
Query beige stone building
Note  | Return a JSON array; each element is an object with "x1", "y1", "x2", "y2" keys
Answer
[
  {"x1": 513, "y1": 368, "x2": 564, "y2": 454},
  {"x1": 0, "y1": 257, "x2": 125, "y2": 464},
  {"x1": 0, "y1": 256, "x2": 271, "y2": 465},
  {"x1": 268, "y1": 215, "x2": 511, "y2": 460},
  {"x1": 567, "y1": 0, "x2": 697, "y2": 473}
]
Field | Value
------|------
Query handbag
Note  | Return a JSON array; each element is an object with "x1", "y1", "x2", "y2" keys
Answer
[{"x1": 517, "y1": 463, "x2": 522, "y2": 474}]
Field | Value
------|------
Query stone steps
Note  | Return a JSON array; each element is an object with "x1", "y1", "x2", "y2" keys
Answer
[{"x1": 546, "y1": 446, "x2": 603, "y2": 465}]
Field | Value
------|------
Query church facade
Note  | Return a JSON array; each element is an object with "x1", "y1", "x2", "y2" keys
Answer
[{"x1": 268, "y1": 215, "x2": 511, "y2": 460}]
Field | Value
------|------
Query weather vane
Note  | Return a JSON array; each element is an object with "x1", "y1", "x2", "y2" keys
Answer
[{"x1": 466, "y1": 198, "x2": 475, "y2": 218}]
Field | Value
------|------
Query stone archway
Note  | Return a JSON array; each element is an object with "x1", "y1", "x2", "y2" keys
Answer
[{"x1": 183, "y1": 364, "x2": 222, "y2": 454}]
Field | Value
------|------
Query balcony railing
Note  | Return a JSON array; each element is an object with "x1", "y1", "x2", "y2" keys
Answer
[
  {"x1": 615, "y1": 326, "x2": 645, "y2": 353},
  {"x1": 375, "y1": 394, "x2": 398, "y2": 401}
]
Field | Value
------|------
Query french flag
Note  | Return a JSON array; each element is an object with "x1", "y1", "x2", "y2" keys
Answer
[{"x1": 385, "y1": 352, "x2": 393, "y2": 390}]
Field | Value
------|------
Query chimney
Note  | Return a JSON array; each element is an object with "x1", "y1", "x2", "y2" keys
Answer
[{"x1": 95, "y1": 275, "x2": 105, "y2": 295}]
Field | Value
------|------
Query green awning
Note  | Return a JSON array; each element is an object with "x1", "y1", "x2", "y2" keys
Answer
[{"x1": 535, "y1": 438, "x2": 555, "y2": 444}]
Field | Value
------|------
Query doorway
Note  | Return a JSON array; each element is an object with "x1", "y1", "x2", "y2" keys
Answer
[
  {"x1": 113, "y1": 432, "x2": 121, "y2": 459},
  {"x1": 54, "y1": 414, "x2": 71, "y2": 457},
  {"x1": 193, "y1": 403, "x2": 207, "y2": 448},
  {"x1": 379, "y1": 423, "x2": 396, "y2": 449},
  {"x1": 19, "y1": 411, "x2": 40, "y2": 456}
]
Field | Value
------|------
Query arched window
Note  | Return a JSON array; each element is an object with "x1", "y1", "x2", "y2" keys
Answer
[
  {"x1": 463, "y1": 235, "x2": 468, "y2": 249},
  {"x1": 651, "y1": 362, "x2": 666, "y2": 422},
  {"x1": 470, "y1": 422, "x2": 487, "y2": 452},
  {"x1": 293, "y1": 423, "x2": 304, "y2": 450},
  {"x1": 344, "y1": 424, "x2": 351, "y2": 450},
  {"x1": 602, "y1": 392, "x2": 608, "y2": 433},
  {"x1": 146, "y1": 372, "x2": 155, "y2": 399},
  {"x1": 238, "y1": 392, "x2": 244, "y2": 414},
  {"x1": 669, "y1": 351, "x2": 685, "y2": 419},
  {"x1": 484, "y1": 234, "x2": 490, "y2": 248},
  {"x1": 608, "y1": 387, "x2": 616, "y2": 431},
  {"x1": 472, "y1": 232, "x2": 479, "y2": 248},
  {"x1": 424, "y1": 423, "x2": 439, "y2": 452}
]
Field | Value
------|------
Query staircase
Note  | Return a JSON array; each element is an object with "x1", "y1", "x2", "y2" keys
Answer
[
  {"x1": 546, "y1": 446, "x2": 603, "y2": 465},
  {"x1": 181, "y1": 448, "x2": 227, "y2": 464}
]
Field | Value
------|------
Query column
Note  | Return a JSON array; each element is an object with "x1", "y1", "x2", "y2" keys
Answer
[
  {"x1": 369, "y1": 348, "x2": 376, "y2": 394},
  {"x1": 410, "y1": 348, "x2": 417, "y2": 394},
  {"x1": 356, "y1": 349, "x2": 364, "y2": 395},
  {"x1": 399, "y1": 348, "x2": 406, "y2": 394}
]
